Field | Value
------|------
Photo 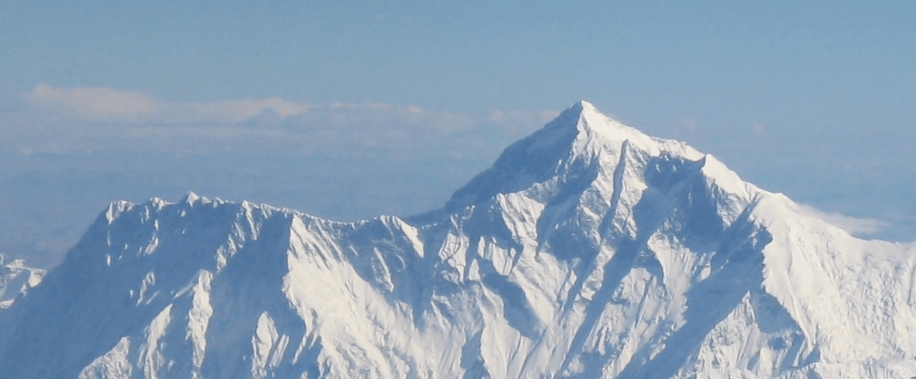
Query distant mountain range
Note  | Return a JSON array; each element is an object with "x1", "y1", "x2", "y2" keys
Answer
[{"x1": 2, "y1": 101, "x2": 914, "y2": 378}]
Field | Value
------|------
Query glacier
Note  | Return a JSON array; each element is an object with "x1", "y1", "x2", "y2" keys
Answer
[{"x1": 1, "y1": 101, "x2": 915, "y2": 378}]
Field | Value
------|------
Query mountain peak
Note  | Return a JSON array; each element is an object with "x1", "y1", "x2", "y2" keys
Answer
[
  {"x1": 561, "y1": 99, "x2": 600, "y2": 113},
  {"x1": 552, "y1": 100, "x2": 653, "y2": 149},
  {"x1": 555, "y1": 100, "x2": 613, "y2": 128},
  {"x1": 181, "y1": 191, "x2": 202, "y2": 206},
  {"x1": 441, "y1": 100, "x2": 707, "y2": 213},
  {"x1": 563, "y1": 99, "x2": 594, "y2": 114}
]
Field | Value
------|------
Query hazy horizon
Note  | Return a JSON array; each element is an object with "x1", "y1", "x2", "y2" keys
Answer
[{"x1": 2, "y1": 2, "x2": 914, "y2": 267}]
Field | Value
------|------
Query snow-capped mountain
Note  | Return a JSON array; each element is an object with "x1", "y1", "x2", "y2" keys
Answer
[
  {"x1": 2, "y1": 101, "x2": 915, "y2": 379},
  {"x1": 0, "y1": 254, "x2": 44, "y2": 310}
]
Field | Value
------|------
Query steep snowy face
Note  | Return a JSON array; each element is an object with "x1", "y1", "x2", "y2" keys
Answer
[{"x1": 2, "y1": 101, "x2": 916, "y2": 379}]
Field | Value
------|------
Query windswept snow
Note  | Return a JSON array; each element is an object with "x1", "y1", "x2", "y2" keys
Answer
[{"x1": 2, "y1": 101, "x2": 915, "y2": 379}]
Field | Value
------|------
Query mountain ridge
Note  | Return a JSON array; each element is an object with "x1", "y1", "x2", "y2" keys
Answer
[{"x1": 2, "y1": 101, "x2": 915, "y2": 379}]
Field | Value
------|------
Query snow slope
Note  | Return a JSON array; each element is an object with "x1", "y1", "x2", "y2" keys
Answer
[{"x1": 2, "y1": 101, "x2": 915, "y2": 379}]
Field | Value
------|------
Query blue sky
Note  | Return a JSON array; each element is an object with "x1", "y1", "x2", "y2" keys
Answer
[
  {"x1": 5, "y1": 1, "x2": 914, "y2": 114},
  {"x1": 2, "y1": 1, "x2": 915, "y2": 266}
]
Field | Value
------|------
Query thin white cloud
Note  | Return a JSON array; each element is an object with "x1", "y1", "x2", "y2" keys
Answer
[
  {"x1": 22, "y1": 84, "x2": 160, "y2": 122},
  {"x1": 22, "y1": 84, "x2": 311, "y2": 124},
  {"x1": 168, "y1": 98, "x2": 309, "y2": 123},
  {"x1": 14, "y1": 84, "x2": 559, "y2": 156},
  {"x1": 797, "y1": 203, "x2": 890, "y2": 236},
  {"x1": 20, "y1": 84, "x2": 499, "y2": 133}
]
